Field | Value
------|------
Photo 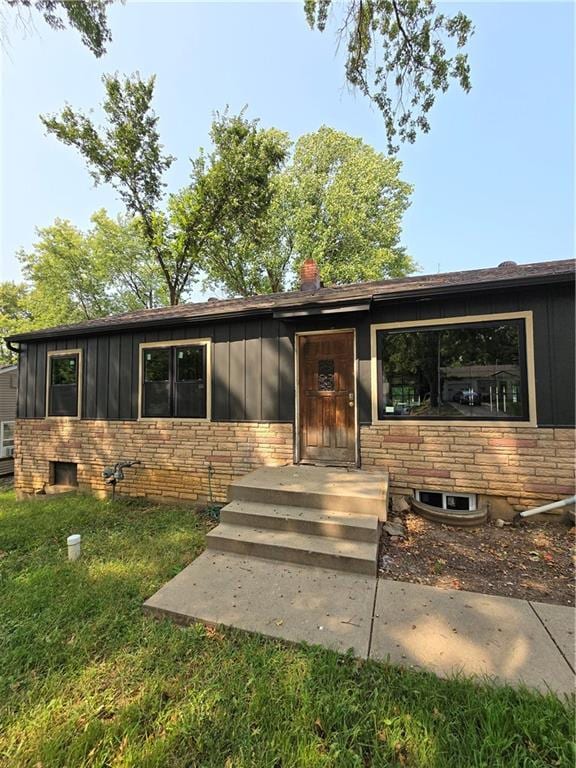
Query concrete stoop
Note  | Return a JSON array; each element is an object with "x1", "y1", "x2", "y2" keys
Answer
[
  {"x1": 206, "y1": 466, "x2": 388, "y2": 576},
  {"x1": 143, "y1": 467, "x2": 575, "y2": 695}
]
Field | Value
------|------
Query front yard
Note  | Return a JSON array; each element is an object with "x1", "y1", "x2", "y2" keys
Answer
[{"x1": 0, "y1": 489, "x2": 573, "y2": 767}]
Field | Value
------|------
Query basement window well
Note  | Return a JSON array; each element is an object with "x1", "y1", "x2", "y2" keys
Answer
[
  {"x1": 51, "y1": 461, "x2": 78, "y2": 487},
  {"x1": 415, "y1": 490, "x2": 477, "y2": 512}
]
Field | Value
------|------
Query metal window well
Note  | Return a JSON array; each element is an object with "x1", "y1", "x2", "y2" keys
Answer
[{"x1": 411, "y1": 490, "x2": 487, "y2": 527}]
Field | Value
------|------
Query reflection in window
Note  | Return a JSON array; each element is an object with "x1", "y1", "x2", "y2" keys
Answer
[
  {"x1": 376, "y1": 320, "x2": 527, "y2": 420},
  {"x1": 318, "y1": 359, "x2": 335, "y2": 391},
  {"x1": 51, "y1": 356, "x2": 77, "y2": 386},
  {"x1": 142, "y1": 344, "x2": 207, "y2": 419},
  {"x1": 48, "y1": 354, "x2": 80, "y2": 416}
]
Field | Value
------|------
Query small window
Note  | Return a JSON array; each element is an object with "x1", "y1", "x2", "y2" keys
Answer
[
  {"x1": 318, "y1": 359, "x2": 335, "y2": 391},
  {"x1": 415, "y1": 490, "x2": 476, "y2": 511},
  {"x1": 48, "y1": 352, "x2": 81, "y2": 417},
  {"x1": 0, "y1": 421, "x2": 14, "y2": 458},
  {"x1": 142, "y1": 343, "x2": 208, "y2": 419}
]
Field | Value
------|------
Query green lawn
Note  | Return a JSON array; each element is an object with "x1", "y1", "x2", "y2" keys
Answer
[{"x1": 0, "y1": 489, "x2": 573, "y2": 768}]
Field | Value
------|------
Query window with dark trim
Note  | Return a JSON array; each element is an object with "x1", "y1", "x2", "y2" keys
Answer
[
  {"x1": 376, "y1": 319, "x2": 528, "y2": 420},
  {"x1": 142, "y1": 345, "x2": 207, "y2": 418},
  {"x1": 48, "y1": 354, "x2": 79, "y2": 417}
]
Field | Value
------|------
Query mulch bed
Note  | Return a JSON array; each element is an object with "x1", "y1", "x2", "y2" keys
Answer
[{"x1": 379, "y1": 512, "x2": 575, "y2": 606}]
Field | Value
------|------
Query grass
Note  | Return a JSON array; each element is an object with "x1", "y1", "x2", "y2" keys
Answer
[{"x1": 0, "y1": 490, "x2": 573, "y2": 768}]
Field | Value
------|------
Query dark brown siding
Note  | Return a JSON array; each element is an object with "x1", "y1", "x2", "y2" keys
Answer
[{"x1": 15, "y1": 283, "x2": 575, "y2": 427}]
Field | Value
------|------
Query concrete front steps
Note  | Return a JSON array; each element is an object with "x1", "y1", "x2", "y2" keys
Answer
[{"x1": 206, "y1": 466, "x2": 388, "y2": 576}]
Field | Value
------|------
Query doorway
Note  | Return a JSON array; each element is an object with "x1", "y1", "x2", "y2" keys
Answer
[{"x1": 297, "y1": 331, "x2": 357, "y2": 464}]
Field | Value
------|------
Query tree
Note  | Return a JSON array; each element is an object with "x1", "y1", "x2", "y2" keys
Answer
[
  {"x1": 40, "y1": 74, "x2": 195, "y2": 304},
  {"x1": 196, "y1": 112, "x2": 291, "y2": 296},
  {"x1": 269, "y1": 126, "x2": 414, "y2": 287},
  {"x1": 42, "y1": 77, "x2": 294, "y2": 301},
  {"x1": 305, "y1": 0, "x2": 474, "y2": 152},
  {"x1": 18, "y1": 211, "x2": 166, "y2": 321},
  {"x1": 4, "y1": 0, "x2": 114, "y2": 57},
  {"x1": 0, "y1": 282, "x2": 31, "y2": 364}
]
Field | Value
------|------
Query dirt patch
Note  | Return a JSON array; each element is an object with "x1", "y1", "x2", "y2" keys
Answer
[{"x1": 379, "y1": 512, "x2": 575, "y2": 606}]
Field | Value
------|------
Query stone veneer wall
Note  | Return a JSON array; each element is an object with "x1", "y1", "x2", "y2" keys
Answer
[
  {"x1": 14, "y1": 419, "x2": 575, "y2": 514},
  {"x1": 361, "y1": 424, "x2": 575, "y2": 514},
  {"x1": 15, "y1": 419, "x2": 293, "y2": 502}
]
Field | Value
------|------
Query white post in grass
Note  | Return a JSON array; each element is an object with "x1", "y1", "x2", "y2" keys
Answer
[{"x1": 67, "y1": 534, "x2": 81, "y2": 561}]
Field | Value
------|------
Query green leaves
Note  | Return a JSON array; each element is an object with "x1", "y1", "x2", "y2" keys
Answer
[
  {"x1": 40, "y1": 73, "x2": 414, "y2": 304},
  {"x1": 0, "y1": 211, "x2": 167, "y2": 357},
  {"x1": 269, "y1": 126, "x2": 415, "y2": 288},
  {"x1": 41, "y1": 74, "x2": 174, "y2": 220},
  {"x1": 305, "y1": 0, "x2": 474, "y2": 152},
  {"x1": 6, "y1": 0, "x2": 114, "y2": 57},
  {"x1": 196, "y1": 112, "x2": 291, "y2": 297}
]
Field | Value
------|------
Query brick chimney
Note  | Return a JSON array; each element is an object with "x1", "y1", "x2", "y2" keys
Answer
[{"x1": 300, "y1": 259, "x2": 321, "y2": 292}]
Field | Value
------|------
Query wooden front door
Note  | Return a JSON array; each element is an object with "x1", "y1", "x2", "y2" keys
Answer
[{"x1": 298, "y1": 331, "x2": 356, "y2": 464}]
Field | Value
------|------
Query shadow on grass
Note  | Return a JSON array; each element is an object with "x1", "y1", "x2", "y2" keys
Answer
[{"x1": 1, "y1": 491, "x2": 574, "y2": 767}]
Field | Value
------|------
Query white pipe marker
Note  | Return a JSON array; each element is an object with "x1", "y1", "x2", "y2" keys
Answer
[{"x1": 67, "y1": 534, "x2": 81, "y2": 561}]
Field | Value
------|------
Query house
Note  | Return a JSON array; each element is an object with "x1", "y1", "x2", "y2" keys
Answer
[
  {"x1": 5, "y1": 258, "x2": 575, "y2": 518},
  {"x1": 0, "y1": 364, "x2": 17, "y2": 476}
]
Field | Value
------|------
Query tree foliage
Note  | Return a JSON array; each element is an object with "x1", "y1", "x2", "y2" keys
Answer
[
  {"x1": 4, "y1": 0, "x2": 114, "y2": 57},
  {"x1": 0, "y1": 283, "x2": 31, "y2": 364},
  {"x1": 40, "y1": 74, "x2": 191, "y2": 304},
  {"x1": 305, "y1": 0, "x2": 474, "y2": 152},
  {"x1": 270, "y1": 126, "x2": 414, "y2": 288},
  {"x1": 40, "y1": 73, "x2": 415, "y2": 304},
  {"x1": 0, "y1": 211, "x2": 165, "y2": 361},
  {"x1": 197, "y1": 112, "x2": 291, "y2": 296},
  {"x1": 19, "y1": 210, "x2": 167, "y2": 319}
]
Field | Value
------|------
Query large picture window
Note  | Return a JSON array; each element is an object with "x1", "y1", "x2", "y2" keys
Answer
[
  {"x1": 141, "y1": 342, "x2": 208, "y2": 419},
  {"x1": 375, "y1": 318, "x2": 529, "y2": 421},
  {"x1": 47, "y1": 352, "x2": 81, "y2": 417}
]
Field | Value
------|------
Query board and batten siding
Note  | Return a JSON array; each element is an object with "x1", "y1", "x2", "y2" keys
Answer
[
  {"x1": 17, "y1": 318, "x2": 295, "y2": 423},
  {"x1": 16, "y1": 282, "x2": 575, "y2": 428}
]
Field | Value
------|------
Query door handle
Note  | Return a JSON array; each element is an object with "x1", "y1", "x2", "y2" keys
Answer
[{"x1": 348, "y1": 392, "x2": 354, "y2": 407}]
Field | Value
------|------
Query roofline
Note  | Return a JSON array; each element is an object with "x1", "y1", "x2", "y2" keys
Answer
[
  {"x1": 5, "y1": 268, "x2": 574, "y2": 344},
  {"x1": 0, "y1": 364, "x2": 17, "y2": 372},
  {"x1": 372, "y1": 271, "x2": 574, "y2": 302}
]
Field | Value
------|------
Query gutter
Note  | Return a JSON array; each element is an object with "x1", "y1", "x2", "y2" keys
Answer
[{"x1": 4, "y1": 339, "x2": 22, "y2": 354}]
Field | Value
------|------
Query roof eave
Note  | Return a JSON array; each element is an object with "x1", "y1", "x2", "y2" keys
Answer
[
  {"x1": 372, "y1": 271, "x2": 574, "y2": 303},
  {"x1": 6, "y1": 269, "x2": 574, "y2": 344}
]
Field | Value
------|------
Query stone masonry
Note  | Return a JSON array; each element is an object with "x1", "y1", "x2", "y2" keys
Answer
[
  {"x1": 14, "y1": 419, "x2": 575, "y2": 514},
  {"x1": 15, "y1": 419, "x2": 293, "y2": 502},
  {"x1": 361, "y1": 424, "x2": 575, "y2": 514}
]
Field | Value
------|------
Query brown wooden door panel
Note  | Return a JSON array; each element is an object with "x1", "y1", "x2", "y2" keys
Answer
[{"x1": 299, "y1": 332, "x2": 356, "y2": 464}]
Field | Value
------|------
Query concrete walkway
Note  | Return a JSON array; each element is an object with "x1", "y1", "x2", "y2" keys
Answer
[{"x1": 144, "y1": 552, "x2": 575, "y2": 697}]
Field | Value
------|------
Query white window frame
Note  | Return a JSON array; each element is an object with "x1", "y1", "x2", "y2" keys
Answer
[
  {"x1": 138, "y1": 338, "x2": 212, "y2": 421},
  {"x1": 370, "y1": 311, "x2": 537, "y2": 426},
  {"x1": 415, "y1": 489, "x2": 477, "y2": 512},
  {"x1": 0, "y1": 420, "x2": 15, "y2": 458},
  {"x1": 46, "y1": 349, "x2": 83, "y2": 419}
]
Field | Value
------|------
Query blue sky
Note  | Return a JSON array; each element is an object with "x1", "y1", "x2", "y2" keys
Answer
[{"x1": 1, "y1": 1, "x2": 574, "y2": 301}]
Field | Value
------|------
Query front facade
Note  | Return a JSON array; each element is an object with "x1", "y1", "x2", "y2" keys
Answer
[{"x1": 8, "y1": 259, "x2": 575, "y2": 516}]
